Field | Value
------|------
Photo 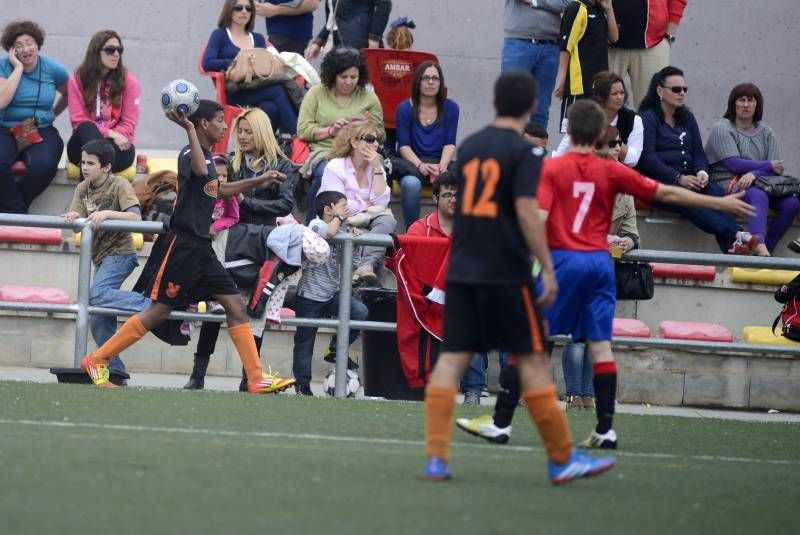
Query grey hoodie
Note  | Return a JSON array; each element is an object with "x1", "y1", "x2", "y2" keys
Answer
[{"x1": 503, "y1": 0, "x2": 572, "y2": 41}]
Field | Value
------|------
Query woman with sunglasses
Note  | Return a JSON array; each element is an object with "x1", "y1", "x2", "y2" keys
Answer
[
  {"x1": 318, "y1": 123, "x2": 396, "y2": 285},
  {"x1": 393, "y1": 61, "x2": 458, "y2": 230},
  {"x1": 0, "y1": 20, "x2": 68, "y2": 214},
  {"x1": 203, "y1": 0, "x2": 298, "y2": 135},
  {"x1": 553, "y1": 71, "x2": 643, "y2": 168},
  {"x1": 67, "y1": 30, "x2": 139, "y2": 175},
  {"x1": 705, "y1": 83, "x2": 797, "y2": 256},
  {"x1": 637, "y1": 66, "x2": 758, "y2": 255}
]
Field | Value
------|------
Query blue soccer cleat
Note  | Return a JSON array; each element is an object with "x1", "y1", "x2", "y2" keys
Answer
[
  {"x1": 424, "y1": 456, "x2": 452, "y2": 481},
  {"x1": 548, "y1": 449, "x2": 615, "y2": 485}
]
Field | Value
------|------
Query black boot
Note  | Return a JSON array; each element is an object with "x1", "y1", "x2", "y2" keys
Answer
[{"x1": 183, "y1": 354, "x2": 210, "y2": 390}]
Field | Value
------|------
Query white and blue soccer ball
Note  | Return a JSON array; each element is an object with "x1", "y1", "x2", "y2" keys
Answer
[
  {"x1": 160, "y1": 79, "x2": 200, "y2": 116},
  {"x1": 323, "y1": 368, "x2": 361, "y2": 398}
]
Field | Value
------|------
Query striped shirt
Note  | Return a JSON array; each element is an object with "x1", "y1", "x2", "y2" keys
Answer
[{"x1": 296, "y1": 217, "x2": 361, "y2": 302}]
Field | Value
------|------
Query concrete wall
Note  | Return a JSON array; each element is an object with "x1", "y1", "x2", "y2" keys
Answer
[{"x1": 2, "y1": 1, "x2": 798, "y2": 172}]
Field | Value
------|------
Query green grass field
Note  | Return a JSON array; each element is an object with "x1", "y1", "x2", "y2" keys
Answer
[{"x1": 1, "y1": 382, "x2": 798, "y2": 535}]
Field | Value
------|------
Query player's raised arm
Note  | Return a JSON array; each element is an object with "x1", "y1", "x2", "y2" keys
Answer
[{"x1": 516, "y1": 196, "x2": 557, "y2": 307}]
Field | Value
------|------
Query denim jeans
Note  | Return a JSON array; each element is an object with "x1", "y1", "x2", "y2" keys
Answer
[
  {"x1": 292, "y1": 293, "x2": 369, "y2": 385},
  {"x1": 501, "y1": 38, "x2": 559, "y2": 129},
  {"x1": 399, "y1": 175, "x2": 422, "y2": 230},
  {"x1": 305, "y1": 160, "x2": 328, "y2": 224},
  {"x1": 89, "y1": 253, "x2": 152, "y2": 374},
  {"x1": 461, "y1": 351, "x2": 510, "y2": 395},
  {"x1": 562, "y1": 343, "x2": 594, "y2": 397},
  {"x1": 229, "y1": 84, "x2": 298, "y2": 135},
  {"x1": 0, "y1": 125, "x2": 64, "y2": 213}
]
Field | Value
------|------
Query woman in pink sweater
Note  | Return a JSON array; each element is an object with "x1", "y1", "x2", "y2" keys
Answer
[{"x1": 67, "y1": 30, "x2": 140, "y2": 175}]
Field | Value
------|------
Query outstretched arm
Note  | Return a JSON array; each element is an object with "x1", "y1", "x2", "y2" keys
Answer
[
  {"x1": 219, "y1": 171, "x2": 287, "y2": 198},
  {"x1": 654, "y1": 185, "x2": 756, "y2": 219}
]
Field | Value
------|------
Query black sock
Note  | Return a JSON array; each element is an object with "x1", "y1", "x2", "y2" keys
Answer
[
  {"x1": 493, "y1": 362, "x2": 520, "y2": 429},
  {"x1": 592, "y1": 362, "x2": 617, "y2": 434},
  {"x1": 254, "y1": 335, "x2": 262, "y2": 353}
]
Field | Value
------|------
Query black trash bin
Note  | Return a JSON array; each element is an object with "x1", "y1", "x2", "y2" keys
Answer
[{"x1": 359, "y1": 288, "x2": 425, "y2": 401}]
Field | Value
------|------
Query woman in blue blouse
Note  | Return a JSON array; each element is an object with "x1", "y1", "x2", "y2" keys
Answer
[
  {"x1": 393, "y1": 61, "x2": 458, "y2": 229},
  {"x1": 637, "y1": 66, "x2": 757, "y2": 255},
  {"x1": 0, "y1": 20, "x2": 68, "y2": 214},
  {"x1": 202, "y1": 0, "x2": 297, "y2": 135}
]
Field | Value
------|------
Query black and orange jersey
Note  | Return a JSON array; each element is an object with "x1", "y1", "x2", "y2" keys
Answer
[
  {"x1": 447, "y1": 126, "x2": 544, "y2": 285},
  {"x1": 170, "y1": 145, "x2": 219, "y2": 239},
  {"x1": 560, "y1": 0, "x2": 610, "y2": 97}
]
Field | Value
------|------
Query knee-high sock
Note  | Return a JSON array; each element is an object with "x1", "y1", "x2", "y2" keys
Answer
[
  {"x1": 593, "y1": 361, "x2": 617, "y2": 434},
  {"x1": 228, "y1": 323, "x2": 262, "y2": 383},
  {"x1": 91, "y1": 315, "x2": 147, "y2": 364},
  {"x1": 424, "y1": 385, "x2": 456, "y2": 461},
  {"x1": 523, "y1": 384, "x2": 572, "y2": 465},
  {"x1": 494, "y1": 360, "x2": 521, "y2": 428}
]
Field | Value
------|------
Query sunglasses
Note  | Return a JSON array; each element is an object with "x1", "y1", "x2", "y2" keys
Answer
[
  {"x1": 595, "y1": 139, "x2": 622, "y2": 150},
  {"x1": 663, "y1": 85, "x2": 688, "y2": 94},
  {"x1": 360, "y1": 134, "x2": 381, "y2": 144},
  {"x1": 232, "y1": 4, "x2": 253, "y2": 12},
  {"x1": 101, "y1": 46, "x2": 124, "y2": 55}
]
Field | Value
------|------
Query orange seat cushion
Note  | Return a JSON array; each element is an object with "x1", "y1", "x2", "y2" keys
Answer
[
  {"x1": 0, "y1": 285, "x2": 70, "y2": 304},
  {"x1": 658, "y1": 320, "x2": 733, "y2": 342},
  {"x1": 651, "y1": 263, "x2": 716, "y2": 281},
  {"x1": 0, "y1": 226, "x2": 62, "y2": 245},
  {"x1": 612, "y1": 318, "x2": 651, "y2": 338}
]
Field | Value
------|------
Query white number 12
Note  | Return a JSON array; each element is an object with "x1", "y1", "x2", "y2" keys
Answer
[{"x1": 572, "y1": 182, "x2": 596, "y2": 234}]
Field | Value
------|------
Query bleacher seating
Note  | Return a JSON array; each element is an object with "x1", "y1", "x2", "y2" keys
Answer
[
  {"x1": 728, "y1": 267, "x2": 799, "y2": 286},
  {"x1": 146, "y1": 158, "x2": 178, "y2": 175},
  {"x1": 742, "y1": 325, "x2": 800, "y2": 346},
  {"x1": 651, "y1": 262, "x2": 716, "y2": 281},
  {"x1": 73, "y1": 231, "x2": 144, "y2": 250},
  {"x1": 612, "y1": 318, "x2": 651, "y2": 337},
  {"x1": 0, "y1": 285, "x2": 70, "y2": 304},
  {"x1": 0, "y1": 226, "x2": 62, "y2": 245},
  {"x1": 67, "y1": 162, "x2": 136, "y2": 182},
  {"x1": 658, "y1": 320, "x2": 733, "y2": 342}
]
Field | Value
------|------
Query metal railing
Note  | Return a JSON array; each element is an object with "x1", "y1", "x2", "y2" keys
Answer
[{"x1": 2, "y1": 213, "x2": 800, "y2": 398}]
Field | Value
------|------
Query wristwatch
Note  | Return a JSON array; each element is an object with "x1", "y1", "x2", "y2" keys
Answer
[
  {"x1": 664, "y1": 33, "x2": 676, "y2": 45},
  {"x1": 335, "y1": 214, "x2": 346, "y2": 223}
]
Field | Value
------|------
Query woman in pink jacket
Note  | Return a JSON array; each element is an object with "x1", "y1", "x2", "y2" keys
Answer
[
  {"x1": 319, "y1": 122, "x2": 396, "y2": 285},
  {"x1": 67, "y1": 30, "x2": 139, "y2": 175}
]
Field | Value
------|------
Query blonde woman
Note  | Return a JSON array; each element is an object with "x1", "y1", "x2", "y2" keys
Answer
[
  {"x1": 229, "y1": 107, "x2": 297, "y2": 225},
  {"x1": 319, "y1": 123, "x2": 396, "y2": 285}
]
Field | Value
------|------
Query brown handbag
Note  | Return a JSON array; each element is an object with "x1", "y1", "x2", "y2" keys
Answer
[{"x1": 225, "y1": 48, "x2": 287, "y2": 84}]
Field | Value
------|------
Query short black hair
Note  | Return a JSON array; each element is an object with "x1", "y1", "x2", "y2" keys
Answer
[
  {"x1": 432, "y1": 171, "x2": 457, "y2": 196},
  {"x1": 494, "y1": 70, "x2": 538, "y2": 118},
  {"x1": 81, "y1": 139, "x2": 115, "y2": 168},
  {"x1": 315, "y1": 190, "x2": 347, "y2": 218},
  {"x1": 319, "y1": 47, "x2": 369, "y2": 89},
  {"x1": 567, "y1": 100, "x2": 607, "y2": 146},
  {"x1": 524, "y1": 123, "x2": 548, "y2": 139},
  {"x1": 189, "y1": 99, "x2": 223, "y2": 127},
  {"x1": 1, "y1": 20, "x2": 45, "y2": 50}
]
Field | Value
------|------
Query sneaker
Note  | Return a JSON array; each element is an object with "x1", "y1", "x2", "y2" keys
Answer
[
  {"x1": 295, "y1": 383, "x2": 314, "y2": 396},
  {"x1": 565, "y1": 395, "x2": 582, "y2": 410},
  {"x1": 578, "y1": 429, "x2": 618, "y2": 450},
  {"x1": 462, "y1": 391, "x2": 481, "y2": 406},
  {"x1": 424, "y1": 456, "x2": 452, "y2": 481},
  {"x1": 322, "y1": 347, "x2": 359, "y2": 370},
  {"x1": 207, "y1": 301, "x2": 225, "y2": 314},
  {"x1": 246, "y1": 371, "x2": 296, "y2": 394},
  {"x1": 548, "y1": 449, "x2": 616, "y2": 485},
  {"x1": 353, "y1": 264, "x2": 378, "y2": 286},
  {"x1": 788, "y1": 239, "x2": 800, "y2": 254},
  {"x1": 581, "y1": 396, "x2": 595, "y2": 411},
  {"x1": 180, "y1": 321, "x2": 194, "y2": 337},
  {"x1": 455, "y1": 414, "x2": 511, "y2": 444},
  {"x1": 728, "y1": 231, "x2": 759, "y2": 255},
  {"x1": 80, "y1": 354, "x2": 117, "y2": 388}
]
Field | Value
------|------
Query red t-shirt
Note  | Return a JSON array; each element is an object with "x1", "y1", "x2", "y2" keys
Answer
[
  {"x1": 406, "y1": 212, "x2": 450, "y2": 239},
  {"x1": 538, "y1": 152, "x2": 659, "y2": 251}
]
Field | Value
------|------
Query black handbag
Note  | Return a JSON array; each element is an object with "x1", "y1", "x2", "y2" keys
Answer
[
  {"x1": 615, "y1": 261, "x2": 654, "y2": 300},
  {"x1": 754, "y1": 175, "x2": 800, "y2": 197}
]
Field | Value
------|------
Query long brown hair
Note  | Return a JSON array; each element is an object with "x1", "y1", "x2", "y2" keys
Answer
[
  {"x1": 217, "y1": 0, "x2": 256, "y2": 32},
  {"x1": 411, "y1": 61, "x2": 446, "y2": 126},
  {"x1": 76, "y1": 30, "x2": 127, "y2": 110}
]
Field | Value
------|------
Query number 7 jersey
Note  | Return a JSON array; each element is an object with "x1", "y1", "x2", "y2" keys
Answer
[
  {"x1": 538, "y1": 152, "x2": 659, "y2": 252},
  {"x1": 447, "y1": 126, "x2": 545, "y2": 285}
]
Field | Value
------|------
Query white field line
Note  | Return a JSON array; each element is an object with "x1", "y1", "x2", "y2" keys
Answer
[{"x1": 1, "y1": 418, "x2": 798, "y2": 467}]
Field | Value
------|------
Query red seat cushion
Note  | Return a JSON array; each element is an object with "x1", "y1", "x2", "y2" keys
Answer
[
  {"x1": 651, "y1": 263, "x2": 716, "y2": 281},
  {"x1": 11, "y1": 161, "x2": 26, "y2": 176},
  {"x1": 612, "y1": 318, "x2": 651, "y2": 338},
  {"x1": 0, "y1": 226, "x2": 62, "y2": 245},
  {"x1": 658, "y1": 320, "x2": 733, "y2": 342},
  {"x1": 0, "y1": 285, "x2": 70, "y2": 304},
  {"x1": 279, "y1": 307, "x2": 295, "y2": 319}
]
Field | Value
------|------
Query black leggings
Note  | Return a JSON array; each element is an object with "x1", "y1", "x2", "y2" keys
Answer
[{"x1": 67, "y1": 121, "x2": 136, "y2": 173}]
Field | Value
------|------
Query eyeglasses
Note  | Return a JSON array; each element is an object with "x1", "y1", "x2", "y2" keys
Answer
[
  {"x1": 663, "y1": 85, "x2": 688, "y2": 94},
  {"x1": 232, "y1": 4, "x2": 253, "y2": 12},
  {"x1": 421, "y1": 75, "x2": 440, "y2": 83},
  {"x1": 360, "y1": 134, "x2": 381, "y2": 145},
  {"x1": 438, "y1": 192, "x2": 456, "y2": 200},
  {"x1": 101, "y1": 46, "x2": 124, "y2": 55},
  {"x1": 595, "y1": 139, "x2": 622, "y2": 150}
]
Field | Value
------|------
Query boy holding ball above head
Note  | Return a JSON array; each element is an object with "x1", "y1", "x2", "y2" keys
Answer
[{"x1": 81, "y1": 99, "x2": 295, "y2": 394}]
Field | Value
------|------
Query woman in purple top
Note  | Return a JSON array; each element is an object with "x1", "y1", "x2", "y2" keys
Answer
[
  {"x1": 706, "y1": 83, "x2": 797, "y2": 256},
  {"x1": 393, "y1": 61, "x2": 458, "y2": 229},
  {"x1": 203, "y1": 0, "x2": 298, "y2": 135}
]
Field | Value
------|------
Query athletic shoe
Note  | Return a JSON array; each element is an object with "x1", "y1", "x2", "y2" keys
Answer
[
  {"x1": 353, "y1": 264, "x2": 378, "y2": 286},
  {"x1": 578, "y1": 429, "x2": 618, "y2": 450},
  {"x1": 246, "y1": 371, "x2": 296, "y2": 394},
  {"x1": 80, "y1": 354, "x2": 117, "y2": 388},
  {"x1": 295, "y1": 383, "x2": 314, "y2": 396},
  {"x1": 788, "y1": 239, "x2": 800, "y2": 254},
  {"x1": 455, "y1": 414, "x2": 511, "y2": 444},
  {"x1": 565, "y1": 395, "x2": 582, "y2": 410},
  {"x1": 581, "y1": 396, "x2": 596, "y2": 410},
  {"x1": 207, "y1": 300, "x2": 225, "y2": 314},
  {"x1": 728, "y1": 231, "x2": 759, "y2": 255},
  {"x1": 424, "y1": 456, "x2": 452, "y2": 481},
  {"x1": 548, "y1": 450, "x2": 615, "y2": 485},
  {"x1": 462, "y1": 391, "x2": 481, "y2": 406},
  {"x1": 322, "y1": 347, "x2": 359, "y2": 370}
]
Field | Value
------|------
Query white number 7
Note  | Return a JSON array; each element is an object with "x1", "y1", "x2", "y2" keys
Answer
[{"x1": 572, "y1": 182, "x2": 596, "y2": 234}]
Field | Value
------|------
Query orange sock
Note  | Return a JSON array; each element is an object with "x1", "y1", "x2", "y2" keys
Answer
[
  {"x1": 523, "y1": 384, "x2": 573, "y2": 465},
  {"x1": 228, "y1": 323, "x2": 262, "y2": 383},
  {"x1": 424, "y1": 385, "x2": 456, "y2": 461},
  {"x1": 92, "y1": 315, "x2": 147, "y2": 364}
]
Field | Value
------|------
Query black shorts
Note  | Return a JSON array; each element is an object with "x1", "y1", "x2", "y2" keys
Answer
[
  {"x1": 147, "y1": 230, "x2": 238, "y2": 307},
  {"x1": 441, "y1": 281, "x2": 546, "y2": 355}
]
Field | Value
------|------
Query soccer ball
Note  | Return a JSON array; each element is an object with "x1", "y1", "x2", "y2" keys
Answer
[
  {"x1": 323, "y1": 368, "x2": 361, "y2": 398},
  {"x1": 160, "y1": 79, "x2": 200, "y2": 116}
]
